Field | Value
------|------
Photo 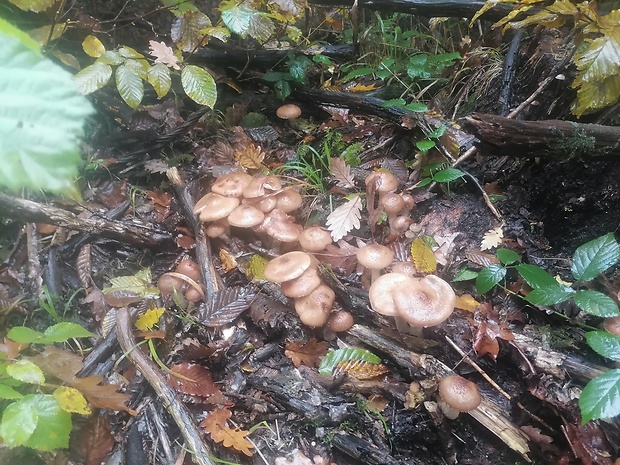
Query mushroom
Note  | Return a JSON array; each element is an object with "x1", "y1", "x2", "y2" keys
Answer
[
  {"x1": 380, "y1": 193, "x2": 409, "y2": 234},
  {"x1": 157, "y1": 274, "x2": 185, "y2": 298},
  {"x1": 205, "y1": 220, "x2": 230, "y2": 240},
  {"x1": 256, "y1": 209, "x2": 303, "y2": 243},
  {"x1": 299, "y1": 226, "x2": 333, "y2": 252},
  {"x1": 227, "y1": 204, "x2": 265, "y2": 228},
  {"x1": 264, "y1": 251, "x2": 312, "y2": 283},
  {"x1": 184, "y1": 286, "x2": 203, "y2": 302},
  {"x1": 211, "y1": 172, "x2": 253, "y2": 198},
  {"x1": 437, "y1": 375, "x2": 482, "y2": 419},
  {"x1": 242, "y1": 194, "x2": 278, "y2": 213},
  {"x1": 280, "y1": 267, "x2": 322, "y2": 298},
  {"x1": 243, "y1": 175, "x2": 282, "y2": 199},
  {"x1": 175, "y1": 259, "x2": 201, "y2": 282},
  {"x1": 276, "y1": 103, "x2": 302, "y2": 120},
  {"x1": 356, "y1": 243, "x2": 394, "y2": 285},
  {"x1": 326, "y1": 310, "x2": 354, "y2": 332},
  {"x1": 391, "y1": 261, "x2": 416, "y2": 277},
  {"x1": 294, "y1": 283, "x2": 335, "y2": 327},
  {"x1": 391, "y1": 216, "x2": 413, "y2": 234},
  {"x1": 276, "y1": 189, "x2": 303, "y2": 213},
  {"x1": 604, "y1": 317, "x2": 620, "y2": 337},
  {"x1": 400, "y1": 193, "x2": 415, "y2": 213},
  {"x1": 368, "y1": 273, "x2": 412, "y2": 317},
  {"x1": 365, "y1": 171, "x2": 399, "y2": 195},
  {"x1": 193, "y1": 193, "x2": 239, "y2": 222}
]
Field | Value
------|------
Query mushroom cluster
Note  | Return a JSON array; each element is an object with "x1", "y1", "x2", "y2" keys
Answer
[
  {"x1": 157, "y1": 258, "x2": 204, "y2": 302},
  {"x1": 365, "y1": 171, "x2": 415, "y2": 235}
]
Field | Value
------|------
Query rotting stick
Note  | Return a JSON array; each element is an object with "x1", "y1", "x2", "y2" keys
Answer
[{"x1": 116, "y1": 307, "x2": 216, "y2": 465}]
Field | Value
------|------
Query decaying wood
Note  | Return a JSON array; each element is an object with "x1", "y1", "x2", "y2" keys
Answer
[
  {"x1": 0, "y1": 192, "x2": 173, "y2": 249},
  {"x1": 463, "y1": 113, "x2": 620, "y2": 158},
  {"x1": 115, "y1": 307, "x2": 216, "y2": 465}
]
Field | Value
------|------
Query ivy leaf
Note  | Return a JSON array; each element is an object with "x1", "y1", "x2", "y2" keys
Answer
[
  {"x1": 326, "y1": 195, "x2": 363, "y2": 241},
  {"x1": 181, "y1": 65, "x2": 217, "y2": 108},
  {"x1": 586, "y1": 331, "x2": 620, "y2": 362},
  {"x1": 525, "y1": 286, "x2": 575, "y2": 306},
  {"x1": 319, "y1": 348, "x2": 381, "y2": 376},
  {"x1": 475, "y1": 264, "x2": 506, "y2": 294},
  {"x1": 515, "y1": 263, "x2": 559, "y2": 289},
  {"x1": 147, "y1": 63, "x2": 172, "y2": 98},
  {"x1": 0, "y1": 398, "x2": 38, "y2": 447},
  {"x1": 580, "y1": 369, "x2": 620, "y2": 423},
  {"x1": 115, "y1": 64, "x2": 143, "y2": 109},
  {"x1": 6, "y1": 360, "x2": 45, "y2": 384},
  {"x1": 574, "y1": 290, "x2": 620, "y2": 317},
  {"x1": 73, "y1": 61, "x2": 112, "y2": 95},
  {"x1": 571, "y1": 233, "x2": 620, "y2": 281}
]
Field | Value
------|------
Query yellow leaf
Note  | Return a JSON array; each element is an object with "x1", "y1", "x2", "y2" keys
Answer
[
  {"x1": 53, "y1": 386, "x2": 92, "y2": 415},
  {"x1": 219, "y1": 249, "x2": 238, "y2": 273},
  {"x1": 136, "y1": 307, "x2": 165, "y2": 331},
  {"x1": 245, "y1": 254, "x2": 269, "y2": 281},
  {"x1": 410, "y1": 238, "x2": 437, "y2": 273},
  {"x1": 82, "y1": 35, "x2": 106, "y2": 58},
  {"x1": 235, "y1": 145, "x2": 265, "y2": 169},
  {"x1": 346, "y1": 82, "x2": 379, "y2": 92},
  {"x1": 454, "y1": 294, "x2": 480, "y2": 312}
]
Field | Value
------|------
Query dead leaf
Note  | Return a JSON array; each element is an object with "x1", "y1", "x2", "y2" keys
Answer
[
  {"x1": 71, "y1": 414, "x2": 115, "y2": 465},
  {"x1": 235, "y1": 144, "x2": 265, "y2": 169},
  {"x1": 454, "y1": 294, "x2": 480, "y2": 312},
  {"x1": 346, "y1": 82, "x2": 378, "y2": 92},
  {"x1": 410, "y1": 238, "x2": 437, "y2": 273},
  {"x1": 326, "y1": 195, "x2": 363, "y2": 241},
  {"x1": 465, "y1": 249, "x2": 500, "y2": 268},
  {"x1": 284, "y1": 339, "x2": 329, "y2": 368},
  {"x1": 471, "y1": 303, "x2": 514, "y2": 360},
  {"x1": 148, "y1": 40, "x2": 180, "y2": 70},
  {"x1": 330, "y1": 158, "x2": 355, "y2": 188},
  {"x1": 219, "y1": 249, "x2": 238, "y2": 273},
  {"x1": 367, "y1": 394, "x2": 389, "y2": 412},
  {"x1": 71, "y1": 375, "x2": 136, "y2": 415},
  {"x1": 200, "y1": 408, "x2": 253, "y2": 456},
  {"x1": 333, "y1": 359, "x2": 389, "y2": 380},
  {"x1": 316, "y1": 240, "x2": 359, "y2": 274},
  {"x1": 167, "y1": 363, "x2": 226, "y2": 403},
  {"x1": 481, "y1": 226, "x2": 504, "y2": 251}
]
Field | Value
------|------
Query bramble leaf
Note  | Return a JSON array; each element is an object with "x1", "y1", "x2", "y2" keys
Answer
[
  {"x1": 515, "y1": 263, "x2": 558, "y2": 289},
  {"x1": 580, "y1": 369, "x2": 620, "y2": 423},
  {"x1": 586, "y1": 331, "x2": 620, "y2": 362},
  {"x1": 571, "y1": 233, "x2": 619, "y2": 281},
  {"x1": 525, "y1": 286, "x2": 575, "y2": 306},
  {"x1": 475, "y1": 264, "x2": 506, "y2": 294},
  {"x1": 574, "y1": 290, "x2": 620, "y2": 317},
  {"x1": 6, "y1": 360, "x2": 45, "y2": 384}
]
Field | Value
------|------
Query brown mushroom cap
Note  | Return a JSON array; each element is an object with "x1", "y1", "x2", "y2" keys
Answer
[
  {"x1": 381, "y1": 193, "x2": 405, "y2": 215},
  {"x1": 391, "y1": 216, "x2": 413, "y2": 233},
  {"x1": 157, "y1": 274, "x2": 185, "y2": 298},
  {"x1": 175, "y1": 259, "x2": 201, "y2": 282},
  {"x1": 264, "y1": 251, "x2": 312, "y2": 283},
  {"x1": 242, "y1": 195, "x2": 277, "y2": 213},
  {"x1": 205, "y1": 220, "x2": 229, "y2": 238},
  {"x1": 294, "y1": 283, "x2": 335, "y2": 327},
  {"x1": 357, "y1": 244, "x2": 394, "y2": 270},
  {"x1": 326, "y1": 310, "x2": 354, "y2": 332},
  {"x1": 276, "y1": 189, "x2": 303, "y2": 213},
  {"x1": 438, "y1": 375, "x2": 482, "y2": 412},
  {"x1": 257, "y1": 209, "x2": 303, "y2": 242},
  {"x1": 369, "y1": 273, "x2": 413, "y2": 316},
  {"x1": 194, "y1": 193, "x2": 239, "y2": 222},
  {"x1": 281, "y1": 267, "x2": 322, "y2": 298},
  {"x1": 243, "y1": 175, "x2": 282, "y2": 199},
  {"x1": 604, "y1": 317, "x2": 620, "y2": 337},
  {"x1": 392, "y1": 275, "x2": 456, "y2": 327},
  {"x1": 299, "y1": 226, "x2": 333, "y2": 252},
  {"x1": 227, "y1": 204, "x2": 265, "y2": 228},
  {"x1": 276, "y1": 103, "x2": 302, "y2": 119},
  {"x1": 365, "y1": 171, "x2": 399, "y2": 193},
  {"x1": 184, "y1": 286, "x2": 203, "y2": 302},
  {"x1": 401, "y1": 193, "x2": 415, "y2": 212},
  {"x1": 211, "y1": 173, "x2": 253, "y2": 198}
]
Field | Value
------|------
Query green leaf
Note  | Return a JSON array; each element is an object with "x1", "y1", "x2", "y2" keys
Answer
[
  {"x1": 82, "y1": 35, "x2": 105, "y2": 58},
  {"x1": 181, "y1": 65, "x2": 217, "y2": 108},
  {"x1": 427, "y1": 125, "x2": 447, "y2": 139},
  {"x1": 571, "y1": 233, "x2": 620, "y2": 281},
  {"x1": 574, "y1": 290, "x2": 620, "y2": 317},
  {"x1": 587, "y1": 331, "x2": 620, "y2": 362},
  {"x1": 0, "y1": 18, "x2": 40, "y2": 53},
  {"x1": 0, "y1": 383, "x2": 23, "y2": 399},
  {"x1": 432, "y1": 168, "x2": 465, "y2": 183},
  {"x1": 147, "y1": 63, "x2": 172, "y2": 99},
  {"x1": 416, "y1": 140, "x2": 436, "y2": 152},
  {"x1": 8, "y1": 0, "x2": 56, "y2": 13},
  {"x1": 476, "y1": 264, "x2": 506, "y2": 294},
  {"x1": 73, "y1": 61, "x2": 112, "y2": 95},
  {"x1": 115, "y1": 64, "x2": 144, "y2": 109},
  {"x1": 6, "y1": 360, "x2": 45, "y2": 384},
  {"x1": 95, "y1": 50, "x2": 123, "y2": 66},
  {"x1": 452, "y1": 267, "x2": 478, "y2": 282},
  {"x1": 319, "y1": 348, "x2": 381, "y2": 376},
  {"x1": 0, "y1": 33, "x2": 93, "y2": 194},
  {"x1": 313, "y1": 54, "x2": 332, "y2": 65},
  {"x1": 0, "y1": 399, "x2": 38, "y2": 447},
  {"x1": 496, "y1": 248, "x2": 520, "y2": 265},
  {"x1": 274, "y1": 79, "x2": 292, "y2": 100},
  {"x1": 515, "y1": 264, "x2": 558, "y2": 289},
  {"x1": 404, "y1": 102, "x2": 428, "y2": 112},
  {"x1": 263, "y1": 71, "x2": 290, "y2": 82},
  {"x1": 41, "y1": 322, "x2": 96, "y2": 343},
  {"x1": 7, "y1": 326, "x2": 44, "y2": 343},
  {"x1": 220, "y1": 4, "x2": 274, "y2": 42},
  {"x1": 525, "y1": 286, "x2": 575, "y2": 306},
  {"x1": 580, "y1": 369, "x2": 620, "y2": 423},
  {"x1": 23, "y1": 394, "x2": 71, "y2": 450},
  {"x1": 383, "y1": 99, "x2": 407, "y2": 108},
  {"x1": 343, "y1": 67, "x2": 375, "y2": 81}
]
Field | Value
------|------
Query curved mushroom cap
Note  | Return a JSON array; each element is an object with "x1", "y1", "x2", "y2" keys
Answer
[
  {"x1": 365, "y1": 171, "x2": 399, "y2": 193},
  {"x1": 604, "y1": 317, "x2": 620, "y2": 337},
  {"x1": 176, "y1": 259, "x2": 201, "y2": 282},
  {"x1": 401, "y1": 193, "x2": 415, "y2": 212},
  {"x1": 264, "y1": 251, "x2": 312, "y2": 283},
  {"x1": 391, "y1": 261, "x2": 416, "y2": 277},
  {"x1": 243, "y1": 175, "x2": 282, "y2": 199},
  {"x1": 276, "y1": 104, "x2": 302, "y2": 119},
  {"x1": 357, "y1": 244, "x2": 394, "y2": 270},
  {"x1": 299, "y1": 226, "x2": 333, "y2": 252},
  {"x1": 281, "y1": 267, "x2": 322, "y2": 298},
  {"x1": 438, "y1": 375, "x2": 482, "y2": 412},
  {"x1": 194, "y1": 193, "x2": 240, "y2": 222},
  {"x1": 276, "y1": 189, "x2": 303, "y2": 213},
  {"x1": 369, "y1": 273, "x2": 412, "y2": 316},
  {"x1": 258, "y1": 209, "x2": 303, "y2": 242},
  {"x1": 227, "y1": 204, "x2": 265, "y2": 228},
  {"x1": 381, "y1": 193, "x2": 405, "y2": 215},
  {"x1": 392, "y1": 275, "x2": 456, "y2": 327},
  {"x1": 391, "y1": 216, "x2": 413, "y2": 233},
  {"x1": 205, "y1": 220, "x2": 229, "y2": 238},
  {"x1": 242, "y1": 194, "x2": 277, "y2": 213},
  {"x1": 326, "y1": 310, "x2": 354, "y2": 332},
  {"x1": 211, "y1": 173, "x2": 253, "y2": 198},
  {"x1": 294, "y1": 283, "x2": 335, "y2": 327}
]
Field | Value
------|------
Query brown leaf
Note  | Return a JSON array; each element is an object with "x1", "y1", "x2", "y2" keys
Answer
[
  {"x1": 30, "y1": 347, "x2": 84, "y2": 383},
  {"x1": 167, "y1": 363, "x2": 224, "y2": 400},
  {"x1": 465, "y1": 249, "x2": 500, "y2": 268},
  {"x1": 200, "y1": 408, "x2": 254, "y2": 456},
  {"x1": 72, "y1": 375, "x2": 136, "y2": 415},
  {"x1": 235, "y1": 144, "x2": 265, "y2": 169},
  {"x1": 284, "y1": 339, "x2": 329, "y2": 368},
  {"x1": 471, "y1": 303, "x2": 514, "y2": 360},
  {"x1": 316, "y1": 240, "x2": 358, "y2": 273},
  {"x1": 330, "y1": 158, "x2": 355, "y2": 188},
  {"x1": 333, "y1": 360, "x2": 389, "y2": 380},
  {"x1": 71, "y1": 414, "x2": 115, "y2": 465}
]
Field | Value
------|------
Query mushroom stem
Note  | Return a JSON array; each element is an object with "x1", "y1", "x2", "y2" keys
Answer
[{"x1": 394, "y1": 316, "x2": 423, "y2": 337}]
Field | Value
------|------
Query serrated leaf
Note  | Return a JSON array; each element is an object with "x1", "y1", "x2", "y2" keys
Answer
[
  {"x1": 452, "y1": 266, "x2": 479, "y2": 281},
  {"x1": 73, "y1": 61, "x2": 112, "y2": 95},
  {"x1": 115, "y1": 64, "x2": 143, "y2": 109},
  {"x1": 82, "y1": 35, "x2": 105, "y2": 58},
  {"x1": 6, "y1": 360, "x2": 45, "y2": 384},
  {"x1": 573, "y1": 290, "x2": 620, "y2": 317},
  {"x1": 433, "y1": 167, "x2": 465, "y2": 182},
  {"x1": 326, "y1": 195, "x2": 363, "y2": 241},
  {"x1": 525, "y1": 286, "x2": 575, "y2": 306},
  {"x1": 571, "y1": 233, "x2": 620, "y2": 281},
  {"x1": 148, "y1": 40, "x2": 180, "y2": 70},
  {"x1": 41, "y1": 322, "x2": 96, "y2": 343},
  {"x1": 0, "y1": 398, "x2": 38, "y2": 447},
  {"x1": 481, "y1": 226, "x2": 504, "y2": 251},
  {"x1": 147, "y1": 63, "x2": 172, "y2": 98},
  {"x1": 580, "y1": 369, "x2": 620, "y2": 423},
  {"x1": 333, "y1": 359, "x2": 389, "y2": 380},
  {"x1": 202, "y1": 287, "x2": 256, "y2": 327},
  {"x1": 96, "y1": 50, "x2": 123, "y2": 66},
  {"x1": 221, "y1": 3, "x2": 274, "y2": 43},
  {"x1": 0, "y1": 383, "x2": 22, "y2": 399},
  {"x1": 410, "y1": 237, "x2": 437, "y2": 273},
  {"x1": 23, "y1": 394, "x2": 71, "y2": 450},
  {"x1": 135, "y1": 307, "x2": 165, "y2": 331},
  {"x1": 53, "y1": 386, "x2": 91, "y2": 415},
  {"x1": 587, "y1": 331, "x2": 620, "y2": 362},
  {"x1": 475, "y1": 264, "x2": 506, "y2": 294},
  {"x1": 330, "y1": 157, "x2": 355, "y2": 188},
  {"x1": 319, "y1": 348, "x2": 381, "y2": 376},
  {"x1": 171, "y1": 10, "x2": 213, "y2": 51},
  {"x1": 515, "y1": 264, "x2": 558, "y2": 289},
  {"x1": 181, "y1": 65, "x2": 217, "y2": 108},
  {"x1": 7, "y1": 326, "x2": 44, "y2": 343},
  {"x1": 496, "y1": 248, "x2": 520, "y2": 265}
]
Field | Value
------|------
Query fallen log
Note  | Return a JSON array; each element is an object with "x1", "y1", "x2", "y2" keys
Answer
[{"x1": 462, "y1": 113, "x2": 620, "y2": 158}]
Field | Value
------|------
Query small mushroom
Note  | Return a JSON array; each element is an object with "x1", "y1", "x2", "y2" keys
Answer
[
  {"x1": 242, "y1": 194, "x2": 278, "y2": 213},
  {"x1": 227, "y1": 204, "x2": 265, "y2": 228},
  {"x1": 365, "y1": 171, "x2": 399, "y2": 194},
  {"x1": 193, "y1": 193, "x2": 239, "y2": 222},
  {"x1": 400, "y1": 193, "x2": 415, "y2": 213},
  {"x1": 175, "y1": 259, "x2": 201, "y2": 282},
  {"x1": 380, "y1": 193, "x2": 407, "y2": 234},
  {"x1": 276, "y1": 189, "x2": 303, "y2": 213},
  {"x1": 157, "y1": 274, "x2": 185, "y2": 298},
  {"x1": 299, "y1": 226, "x2": 333, "y2": 252},
  {"x1": 280, "y1": 267, "x2": 322, "y2": 298},
  {"x1": 604, "y1": 317, "x2": 620, "y2": 337},
  {"x1": 276, "y1": 103, "x2": 302, "y2": 120},
  {"x1": 264, "y1": 251, "x2": 312, "y2": 283},
  {"x1": 211, "y1": 172, "x2": 253, "y2": 198},
  {"x1": 391, "y1": 216, "x2": 413, "y2": 234},
  {"x1": 205, "y1": 220, "x2": 230, "y2": 240},
  {"x1": 256, "y1": 209, "x2": 303, "y2": 243},
  {"x1": 326, "y1": 310, "x2": 354, "y2": 332},
  {"x1": 294, "y1": 283, "x2": 335, "y2": 327},
  {"x1": 184, "y1": 286, "x2": 203, "y2": 302},
  {"x1": 437, "y1": 375, "x2": 482, "y2": 419},
  {"x1": 356, "y1": 243, "x2": 394, "y2": 284},
  {"x1": 243, "y1": 175, "x2": 282, "y2": 199}
]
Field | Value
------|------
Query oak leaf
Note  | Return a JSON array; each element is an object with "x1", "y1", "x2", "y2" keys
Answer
[
  {"x1": 481, "y1": 226, "x2": 504, "y2": 251},
  {"x1": 71, "y1": 375, "x2": 136, "y2": 415},
  {"x1": 149, "y1": 41, "x2": 181, "y2": 70},
  {"x1": 285, "y1": 339, "x2": 329, "y2": 368},
  {"x1": 200, "y1": 408, "x2": 253, "y2": 456}
]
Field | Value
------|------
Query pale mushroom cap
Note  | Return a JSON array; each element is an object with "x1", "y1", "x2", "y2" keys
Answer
[
  {"x1": 604, "y1": 317, "x2": 620, "y2": 337},
  {"x1": 365, "y1": 171, "x2": 399, "y2": 193},
  {"x1": 281, "y1": 267, "x2": 322, "y2": 298},
  {"x1": 393, "y1": 275, "x2": 456, "y2": 327},
  {"x1": 391, "y1": 261, "x2": 416, "y2": 277},
  {"x1": 264, "y1": 251, "x2": 312, "y2": 283},
  {"x1": 211, "y1": 173, "x2": 253, "y2": 198},
  {"x1": 276, "y1": 189, "x2": 303, "y2": 213},
  {"x1": 381, "y1": 193, "x2": 405, "y2": 214},
  {"x1": 175, "y1": 259, "x2": 201, "y2": 282},
  {"x1": 205, "y1": 221, "x2": 229, "y2": 238},
  {"x1": 357, "y1": 244, "x2": 394, "y2": 270},
  {"x1": 243, "y1": 175, "x2": 282, "y2": 199},
  {"x1": 258, "y1": 209, "x2": 303, "y2": 242},
  {"x1": 294, "y1": 283, "x2": 335, "y2": 327},
  {"x1": 242, "y1": 194, "x2": 277, "y2": 213},
  {"x1": 276, "y1": 103, "x2": 302, "y2": 119},
  {"x1": 227, "y1": 204, "x2": 265, "y2": 228},
  {"x1": 438, "y1": 375, "x2": 482, "y2": 412},
  {"x1": 194, "y1": 193, "x2": 240, "y2": 222},
  {"x1": 299, "y1": 226, "x2": 333, "y2": 252},
  {"x1": 369, "y1": 273, "x2": 413, "y2": 316}
]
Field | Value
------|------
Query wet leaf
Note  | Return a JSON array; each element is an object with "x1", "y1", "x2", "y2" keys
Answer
[
  {"x1": 171, "y1": 10, "x2": 214, "y2": 51},
  {"x1": 202, "y1": 287, "x2": 256, "y2": 327},
  {"x1": 148, "y1": 40, "x2": 180, "y2": 70},
  {"x1": 71, "y1": 414, "x2": 115, "y2": 465},
  {"x1": 454, "y1": 294, "x2": 480, "y2": 312},
  {"x1": 72, "y1": 376, "x2": 135, "y2": 415},
  {"x1": 319, "y1": 348, "x2": 381, "y2": 376},
  {"x1": 525, "y1": 286, "x2": 575, "y2": 306},
  {"x1": 465, "y1": 250, "x2": 500, "y2": 268},
  {"x1": 200, "y1": 408, "x2": 253, "y2": 456},
  {"x1": 135, "y1": 307, "x2": 165, "y2": 331},
  {"x1": 580, "y1": 369, "x2": 620, "y2": 423},
  {"x1": 167, "y1": 363, "x2": 225, "y2": 402},
  {"x1": 334, "y1": 359, "x2": 389, "y2": 379},
  {"x1": 574, "y1": 290, "x2": 620, "y2": 317},
  {"x1": 586, "y1": 331, "x2": 620, "y2": 362},
  {"x1": 0, "y1": 397, "x2": 38, "y2": 447},
  {"x1": 181, "y1": 65, "x2": 217, "y2": 108},
  {"x1": 475, "y1": 264, "x2": 506, "y2": 294},
  {"x1": 235, "y1": 144, "x2": 265, "y2": 169},
  {"x1": 285, "y1": 339, "x2": 329, "y2": 368},
  {"x1": 0, "y1": 383, "x2": 23, "y2": 399},
  {"x1": 496, "y1": 248, "x2": 520, "y2": 265},
  {"x1": 82, "y1": 35, "x2": 105, "y2": 57},
  {"x1": 115, "y1": 64, "x2": 143, "y2": 109},
  {"x1": 330, "y1": 157, "x2": 355, "y2": 188},
  {"x1": 410, "y1": 237, "x2": 437, "y2": 273},
  {"x1": 571, "y1": 233, "x2": 619, "y2": 282},
  {"x1": 74, "y1": 62, "x2": 112, "y2": 95},
  {"x1": 7, "y1": 360, "x2": 45, "y2": 384},
  {"x1": 326, "y1": 195, "x2": 363, "y2": 241},
  {"x1": 147, "y1": 63, "x2": 172, "y2": 99},
  {"x1": 515, "y1": 264, "x2": 558, "y2": 289},
  {"x1": 53, "y1": 386, "x2": 91, "y2": 415}
]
